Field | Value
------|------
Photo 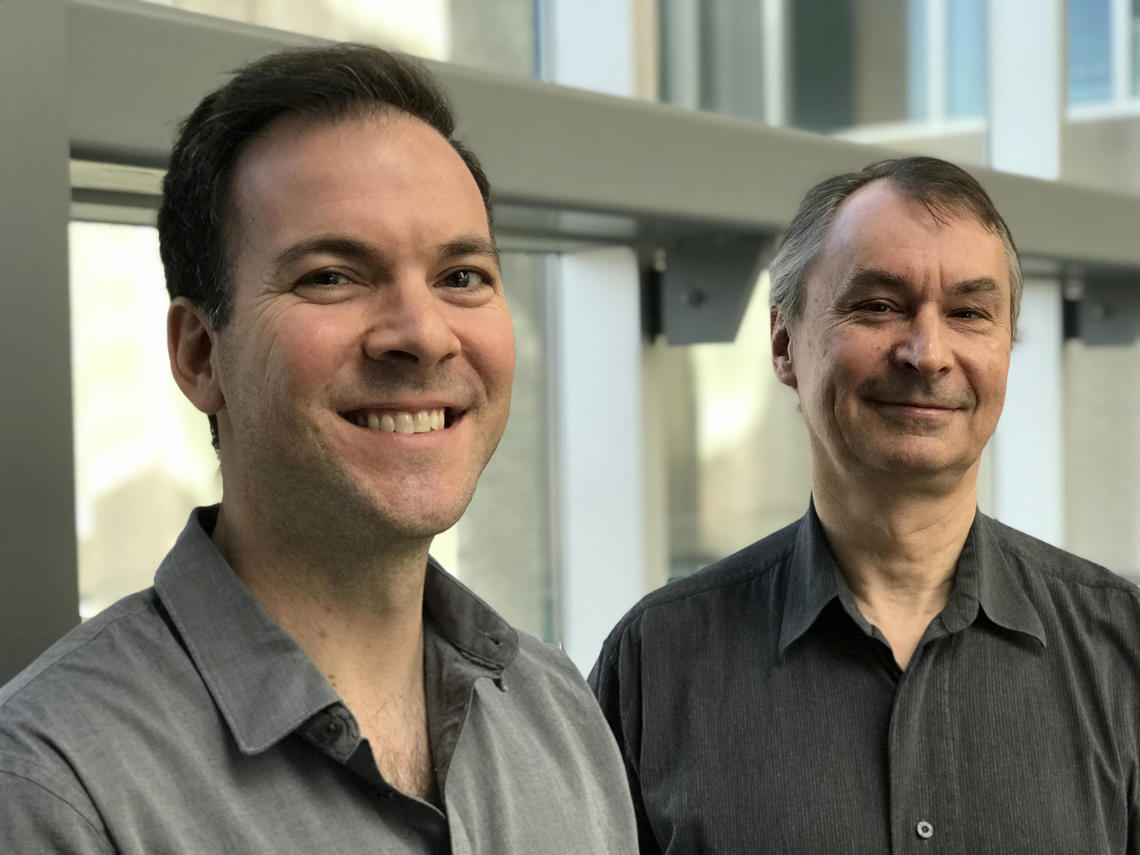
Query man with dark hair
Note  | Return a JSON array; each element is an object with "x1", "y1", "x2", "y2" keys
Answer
[
  {"x1": 592, "y1": 156, "x2": 1140, "y2": 853},
  {"x1": 0, "y1": 44, "x2": 636, "y2": 853}
]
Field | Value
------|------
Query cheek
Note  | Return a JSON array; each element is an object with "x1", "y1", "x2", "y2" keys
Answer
[
  {"x1": 969, "y1": 342, "x2": 1011, "y2": 404},
  {"x1": 464, "y1": 312, "x2": 516, "y2": 390},
  {"x1": 258, "y1": 315, "x2": 355, "y2": 404},
  {"x1": 979, "y1": 367, "x2": 1009, "y2": 413},
  {"x1": 801, "y1": 339, "x2": 860, "y2": 395}
]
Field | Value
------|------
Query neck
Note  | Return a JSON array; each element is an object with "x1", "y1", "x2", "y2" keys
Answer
[
  {"x1": 210, "y1": 500, "x2": 432, "y2": 697},
  {"x1": 811, "y1": 464, "x2": 979, "y2": 668}
]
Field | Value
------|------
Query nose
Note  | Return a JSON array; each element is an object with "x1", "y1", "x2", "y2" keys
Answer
[
  {"x1": 891, "y1": 306, "x2": 952, "y2": 376},
  {"x1": 361, "y1": 280, "x2": 461, "y2": 368}
]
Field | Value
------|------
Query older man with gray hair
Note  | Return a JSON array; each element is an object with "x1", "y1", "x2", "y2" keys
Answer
[{"x1": 592, "y1": 156, "x2": 1140, "y2": 854}]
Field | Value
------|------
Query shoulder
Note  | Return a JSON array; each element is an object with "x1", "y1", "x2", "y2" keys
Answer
[
  {"x1": 0, "y1": 587, "x2": 193, "y2": 774},
  {"x1": 988, "y1": 517, "x2": 1139, "y2": 597},
  {"x1": 0, "y1": 588, "x2": 163, "y2": 714},
  {"x1": 503, "y1": 631, "x2": 635, "y2": 781},
  {"x1": 985, "y1": 518, "x2": 1140, "y2": 656},
  {"x1": 597, "y1": 518, "x2": 800, "y2": 661},
  {"x1": 0, "y1": 589, "x2": 167, "y2": 849},
  {"x1": 509, "y1": 631, "x2": 599, "y2": 711}
]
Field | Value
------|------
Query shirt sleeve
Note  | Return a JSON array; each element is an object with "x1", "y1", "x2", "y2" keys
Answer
[
  {"x1": 589, "y1": 623, "x2": 663, "y2": 855},
  {"x1": 0, "y1": 768, "x2": 115, "y2": 854}
]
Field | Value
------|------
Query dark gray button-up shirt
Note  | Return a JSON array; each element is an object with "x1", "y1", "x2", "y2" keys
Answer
[
  {"x1": 1, "y1": 507, "x2": 637, "y2": 853},
  {"x1": 591, "y1": 502, "x2": 1140, "y2": 854}
]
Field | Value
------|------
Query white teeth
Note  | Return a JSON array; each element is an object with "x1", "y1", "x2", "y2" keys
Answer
[{"x1": 354, "y1": 407, "x2": 448, "y2": 434}]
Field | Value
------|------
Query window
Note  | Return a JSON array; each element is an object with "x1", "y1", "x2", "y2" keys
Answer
[
  {"x1": 1068, "y1": 0, "x2": 1113, "y2": 104},
  {"x1": 139, "y1": 0, "x2": 536, "y2": 78},
  {"x1": 661, "y1": 271, "x2": 811, "y2": 579}
]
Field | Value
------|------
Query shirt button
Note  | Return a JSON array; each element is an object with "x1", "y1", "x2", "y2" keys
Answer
[
  {"x1": 916, "y1": 820, "x2": 934, "y2": 840},
  {"x1": 322, "y1": 718, "x2": 343, "y2": 741}
]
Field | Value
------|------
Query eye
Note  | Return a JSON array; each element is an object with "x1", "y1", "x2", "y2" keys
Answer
[
  {"x1": 296, "y1": 269, "x2": 352, "y2": 288},
  {"x1": 857, "y1": 300, "x2": 895, "y2": 314},
  {"x1": 442, "y1": 268, "x2": 490, "y2": 289},
  {"x1": 950, "y1": 308, "x2": 985, "y2": 320}
]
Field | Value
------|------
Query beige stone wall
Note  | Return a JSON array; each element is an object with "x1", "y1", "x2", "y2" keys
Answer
[{"x1": 1063, "y1": 339, "x2": 1140, "y2": 581}]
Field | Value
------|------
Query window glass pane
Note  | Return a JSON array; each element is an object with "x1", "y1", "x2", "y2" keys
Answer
[
  {"x1": 139, "y1": 0, "x2": 536, "y2": 79},
  {"x1": 788, "y1": 0, "x2": 856, "y2": 132},
  {"x1": 945, "y1": 0, "x2": 986, "y2": 119},
  {"x1": 906, "y1": 0, "x2": 929, "y2": 120},
  {"x1": 449, "y1": 253, "x2": 555, "y2": 640},
  {"x1": 69, "y1": 222, "x2": 221, "y2": 618},
  {"x1": 70, "y1": 221, "x2": 555, "y2": 640},
  {"x1": 663, "y1": 271, "x2": 811, "y2": 579},
  {"x1": 1061, "y1": 1, "x2": 1140, "y2": 196},
  {"x1": 659, "y1": 0, "x2": 989, "y2": 167},
  {"x1": 1068, "y1": 0, "x2": 1113, "y2": 104},
  {"x1": 1133, "y1": 0, "x2": 1140, "y2": 96}
]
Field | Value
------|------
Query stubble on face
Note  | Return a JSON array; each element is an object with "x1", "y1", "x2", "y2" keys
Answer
[{"x1": 217, "y1": 338, "x2": 478, "y2": 565}]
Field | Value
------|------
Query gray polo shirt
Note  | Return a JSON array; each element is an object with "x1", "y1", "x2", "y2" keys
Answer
[
  {"x1": 1, "y1": 506, "x2": 636, "y2": 853},
  {"x1": 593, "y1": 501, "x2": 1140, "y2": 854}
]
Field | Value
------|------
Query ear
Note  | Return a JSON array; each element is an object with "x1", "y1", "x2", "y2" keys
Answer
[
  {"x1": 770, "y1": 307, "x2": 798, "y2": 390},
  {"x1": 168, "y1": 297, "x2": 224, "y2": 415}
]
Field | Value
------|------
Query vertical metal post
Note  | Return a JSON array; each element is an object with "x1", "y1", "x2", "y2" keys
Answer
[{"x1": 0, "y1": 0, "x2": 80, "y2": 682}]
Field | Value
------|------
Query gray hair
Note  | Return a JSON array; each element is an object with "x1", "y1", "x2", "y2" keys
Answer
[{"x1": 769, "y1": 156, "x2": 1022, "y2": 336}]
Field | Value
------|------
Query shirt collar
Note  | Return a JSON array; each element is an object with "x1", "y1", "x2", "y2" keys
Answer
[
  {"x1": 777, "y1": 500, "x2": 850, "y2": 656},
  {"x1": 776, "y1": 500, "x2": 1046, "y2": 656},
  {"x1": 155, "y1": 506, "x2": 520, "y2": 756},
  {"x1": 423, "y1": 557, "x2": 519, "y2": 674},
  {"x1": 155, "y1": 507, "x2": 337, "y2": 755},
  {"x1": 944, "y1": 511, "x2": 1046, "y2": 645}
]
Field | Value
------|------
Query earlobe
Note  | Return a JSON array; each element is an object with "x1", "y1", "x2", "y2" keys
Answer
[
  {"x1": 168, "y1": 297, "x2": 224, "y2": 415},
  {"x1": 770, "y1": 308, "x2": 798, "y2": 390}
]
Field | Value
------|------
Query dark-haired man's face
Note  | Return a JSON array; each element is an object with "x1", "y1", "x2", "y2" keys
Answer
[
  {"x1": 206, "y1": 112, "x2": 515, "y2": 548},
  {"x1": 772, "y1": 180, "x2": 1011, "y2": 493}
]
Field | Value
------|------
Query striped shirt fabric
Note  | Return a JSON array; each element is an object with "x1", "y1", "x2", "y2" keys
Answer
[{"x1": 592, "y1": 501, "x2": 1140, "y2": 854}]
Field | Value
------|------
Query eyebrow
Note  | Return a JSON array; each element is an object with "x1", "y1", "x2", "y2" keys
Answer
[
  {"x1": 269, "y1": 233, "x2": 500, "y2": 279},
  {"x1": 842, "y1": 267, "x2": 1002, "y2": 298},
  {"x1": 438, "y1": 235, "x2": 501, "y2": 267},
  {"x1": 270, "y1": 237, "x2": 377, "y2": 279}
]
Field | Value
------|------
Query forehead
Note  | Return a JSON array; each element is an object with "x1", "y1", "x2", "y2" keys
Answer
[
  {"x1": 227, "y1": 110, "x2": 489, "y2": 246},
  {"x1": 814, "y1": 179, "x2": 1008, "y2": 292}
]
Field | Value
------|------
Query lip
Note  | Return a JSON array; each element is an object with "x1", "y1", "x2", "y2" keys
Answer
[
  {"x1": 338, "y1": 403, "x2": 468, "y2": 435},
  {"x1": 868, "y1": 400, "x2": 960, "y2": 417},
  {"x1": 341, "y1": 399, "x2": 460, "y2": 413}
]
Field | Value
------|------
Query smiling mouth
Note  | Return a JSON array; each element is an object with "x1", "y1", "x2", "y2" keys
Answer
[
  {"x1": 873, "y1": 400, "x2": 956, "y2": 410},
  {"x1": 342, "y1": 407, "x2": 457, "y2": 434},
  {"x1": 869, "y1": 400, "x2": 962, "y2": 418}
]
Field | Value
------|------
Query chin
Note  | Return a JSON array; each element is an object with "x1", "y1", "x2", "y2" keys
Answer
[
  {"x1": 869, "y1": 453, "x2": 976, "y2": 483},
  {"x1": 362, "y1": 489, "x2": 474, "y2": 542},
  {"x1": 380, "y1": 510, "x2": 465, "y2": 541}
]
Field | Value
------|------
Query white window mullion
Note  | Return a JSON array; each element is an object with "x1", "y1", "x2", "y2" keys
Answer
[
  {"x1": 927, "y1": 0, "x2": 948, "y2": 123},
  {"x1": 1111, "y1": 0, "x2": 1131, "y2": 103}
]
